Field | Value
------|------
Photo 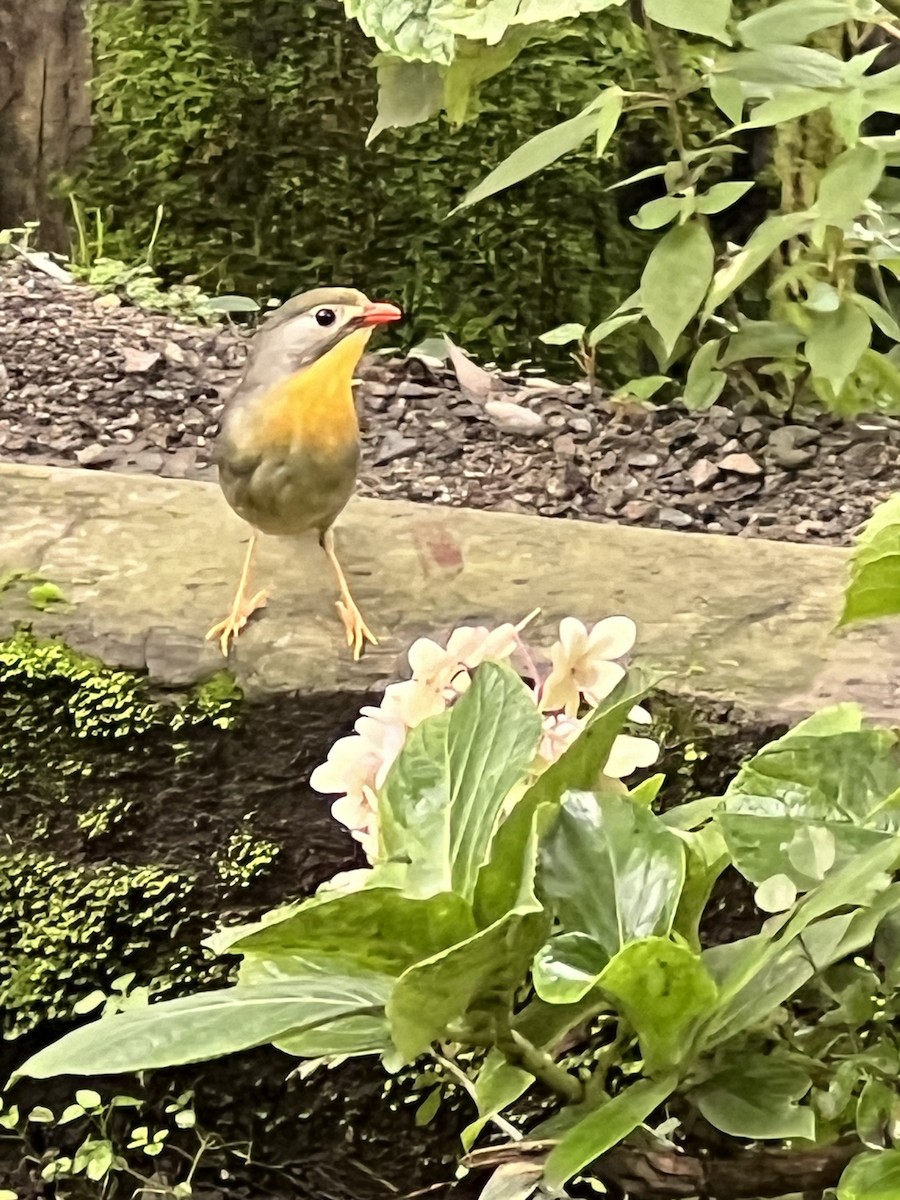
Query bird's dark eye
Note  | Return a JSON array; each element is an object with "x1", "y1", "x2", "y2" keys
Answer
[{"x1": 315, "y1": 308, "x2": 337, "y2": 327}]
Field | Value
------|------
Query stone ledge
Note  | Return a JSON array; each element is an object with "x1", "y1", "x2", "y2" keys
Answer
[{"x1": 1, "y1": 462, "x2": 897, "y2": 718}]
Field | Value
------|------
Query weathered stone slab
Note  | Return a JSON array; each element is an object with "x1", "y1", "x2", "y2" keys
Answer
[{"x1": 1, "y1": 461, "x2": 898, "y2": 718}]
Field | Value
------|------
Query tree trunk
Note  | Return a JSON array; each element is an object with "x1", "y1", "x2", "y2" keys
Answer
[{"x1": 0, "y1": 0, "x2": 91, "y2": 249}]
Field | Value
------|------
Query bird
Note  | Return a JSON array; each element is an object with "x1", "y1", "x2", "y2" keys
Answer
[{"x1": 206, "y1": 286, "x2": 402, "y2": 660}]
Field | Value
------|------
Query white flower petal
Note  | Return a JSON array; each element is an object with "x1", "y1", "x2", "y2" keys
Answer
[
  {"x1": 629, "y1": 705, "x2": 652, "y2": 725},
  {"x1": 603, "y1": 735, "x2": 660, "y2": 779},
  {"x1": 557, "y1": 616, "x2": 589, "y2": 660},
  {"x1": 580, "y1": 660, "x2": 626, "y2": 706},
  {"x1": 586, "y1": 615, "x2": 637, "y2": 661}
]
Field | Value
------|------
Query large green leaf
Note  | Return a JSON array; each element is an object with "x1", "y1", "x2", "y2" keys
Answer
[
  {"x1": 701, "y1": 842, "x2": 900, "y2": 1050},
  {"x1": 598, "y1": 938, "x2": 717, "y2": 1072},
  {"x1": 692, "y1": 1050, "x2": 814, "y2": 1140},
  {"x1": 368, "y1": 58, "x2": 444, "y2": 142},
  {"x1": 387, "y1": 810, "x2": 548, "y2": 1061},
  {"x1": 645, "y1": 0, "x2": 731, "y2": 43},
  {"x1": 738, "y1": 0, "x2": 864, "y2": 49},
  {"x1": 816, "y1": 145, "x2": 885, "y2": 230},
  {"x1": 543, "y1": 1073, "x2": 678, "y2": 1190},
  {"x1": 13, "y1": 974, "x2": 394, "y2": 1080},
  {"x1": 452, "y1": 88, "x2": 623, "y2": 212},
  {"x1": 705, "y1": 211, "x2": 812, "y2": 313},
  {"x1": 841, "y1": 495, "x2": 900, "y2": 627},
  {"x1": 474, "y1": 669, "x2": 657, "y2": 926},
  {"x1": 344, "y1": 0, "x2": 454, "y2": 64},
  {"x1": 719, "y1": 45, "x2": 846, "y2": 90},
  {"x1": 641, "y1": 221, "x2": 714, "y2": 356},
  {"x1": 209, "y1": 887, "x2": 475, "y2": 976},
  {"x1": 379, "y1": 661, "x2": 541, "y2": 900},
  {"x1": 838, "y1": 1149, "x2": 900, "y2": 1199},
  {"x1": 441, "y1": 0, "x2": 627, "y2": 38},
  {"x1": 714, "y1": 707, "x2": 900, "y2": 890},
  {"x1": 539, "y1": 791, "x2": 686, "y2": 959}
]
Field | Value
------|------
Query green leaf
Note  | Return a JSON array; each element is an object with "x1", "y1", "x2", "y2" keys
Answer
[
  {"x1": 683, "y1": 339, "x2": 726, "y2": 411},
  {"x1": 540, "y1": 322, "x2": 586, "y2": 346},
  {"x1": 368, "y1": 59, "x2": 443, "y2": 142},
  {"x1": 539, "y1": 791, "x2": 686, "y2": 959},
  {"x1": 387, "y1": 900, "x2": 547, "y2": 1062},
  {"x1": 630, "y1": 196, "x2": 684, "y2": 231},
  {"x1": 816, "y1": 145, "x2": 886, "y2": 229},
  {"x1": 710, "y1": 73, "x2": 744, "y2": 123},
  {"x1": 641, "y1": 221, "x2": 714, "y2": 355},
  {"x1": 209, "y1": 888, "x2": 474, "y2": 976},
  {"x1": 616, "y1": 375, "x2": 670, "y2": 401},
  {"x1": 533, "y1": 931, "x2": 608, "y2": 1005},
  {"x1": 13, "y1": 976, "x2": 393, "y2": 1079},
  {"x1": 841, "y1": 495, "x2": 900, "y2": 626},
  {"x1": 838, "y1": 1149, "x2": 900, "y2": 1199},
  {"x1": 479, "y1": 1163, "x2": 543, "y2": 1200},
  {"x1": 388, "y1": 806, "x2": 547, "y2": 1061},
  {"x1": 645, "y1": 0, "x2": 732, "y2": 44},
  {"x1": 696, "y1": 181, "x2": 754, "y2": 214},
  {"x1": 738, "y1": 0, "x2": 861, "y2": 49},
  {"x1": 857, "y1": 1078, "x2": 895, "y2": 1150},
  {"x1": 206, "y1": 294, "x2": 260, "y2": 314},
  {"x1": 543, "y1": 1073, "x2": 678, "y2": 1190},
  {"x1": 452, "y1": 89, "x2": 623, "y2": 213},
  {"x1": 853, "y1": 294, "x2": 900, "y2": 343},
  {"x1": 599, "y1": 937, "x2": 717, "y2": 1071},
  {"x1": 720, "y1": 319, "x2": 804, "y2": 365},
  {"x1": 706, "y1": 212, "x2": 812, "y2": 314},
  {"x1": 476, "y1": 669, "x2": 658, "y2": 926},
  {"x1": 588, "y1": 309, "x2": 642, "y2": 347},
  {"x1": 379, "y1": 662, "x2": 542, "y2": 900},
  {"x1": 692, "y1": 1051, "x2": 814, "y2": 1140},
  {"x1": 733, "y1": 88, "x2": 833, "y2": 132},
  {"x1": 806, "y1": 302, "x2": 872, "y2": 396},
  {"x1": 720, "y1": 45, "x2": 846, "y2": 89},
  {"x1": 343, "y1": 0, "x2": 454, "y2": 65},
  {"x1": 715, "y1": 711, "x2": 900, "y2": 889}
]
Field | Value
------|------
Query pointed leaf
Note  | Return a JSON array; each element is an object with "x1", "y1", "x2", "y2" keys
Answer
[
  {"x1": 543, "y1": 1073, "x2": 678, "y2": 1190},
  {"x1": 379, "y1": 662, "x2": 542, "y2": 900},
  {"x1": 838, "y1": 1148, "x2": 900, "y2": 1199},
  {"x1": 806, "y1": 302, "x2": 872, "y2": 396},
  {"x1": 645, "y1": 0, "x2": 732, "y2": 43},
  {"x1": 706, "y1": 212, "x2": 812, "y2": 314},
  {"x1": 540, "y1": 791, "x2": 686, "y2": 957},
  {"x1": 841, "y1": 495, "x2": 900, "y2": 626},
  {"x1": 13, "y1": 975, "x2": 394, "y2": 1080},
  {"x1": 738, "y1": 0, "x2": 861, "y2": 49},
  {"x1": 641, "y1": 222, "x2": 714, "y2": 355},
  {"x1": 692, "y1": 1051, "x2": 814, "y2": 1140}
]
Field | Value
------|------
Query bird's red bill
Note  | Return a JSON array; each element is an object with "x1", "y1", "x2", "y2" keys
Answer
[{"x1": 359, "y1": 301, "x2": 403, "y2": 326}]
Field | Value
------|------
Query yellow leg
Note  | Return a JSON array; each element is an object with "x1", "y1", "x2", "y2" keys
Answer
[
  {"x1": 320, "y1": 527, "x2": 378, "y2": 661},
  {"x1": 205, "y1": 530, "x2": 268, "y2": 657}
]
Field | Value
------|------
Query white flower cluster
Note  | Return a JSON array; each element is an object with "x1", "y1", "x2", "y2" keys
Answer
[{"x1": 311, "y1": 614, "x2": 659, "y2": 858}]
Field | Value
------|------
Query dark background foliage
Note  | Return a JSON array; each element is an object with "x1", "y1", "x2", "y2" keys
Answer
[{"x1": 75, "y1": 0, "x2": 651, "y2": 359}]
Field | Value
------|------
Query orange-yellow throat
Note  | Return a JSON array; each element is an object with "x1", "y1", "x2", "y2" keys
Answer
[{"x1": 253, "y1": 328, "x2": 368, "y2": 455}]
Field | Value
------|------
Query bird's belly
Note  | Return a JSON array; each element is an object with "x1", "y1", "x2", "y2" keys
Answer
[{"x1": 219, "y1": 445, "x2": 358, "y2": 537}]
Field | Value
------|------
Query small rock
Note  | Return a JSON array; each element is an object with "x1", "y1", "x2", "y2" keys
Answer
[
  {"x1": 719, "y1": 452, "x2": 763, "y2": 476},
  {"x1": 374, "y1": 432, "x2": 418, "y2": 464},
  {"x1": 162, "y1": 339, "x2": 186, "y2": 365},
  {"x1": 622, "y1": 499, "x2": 659, "y2": 522},
  {"x1": 688, "y1": 458, "x2": 719, "y2": 489},
  {"x1": 628, "y1": 452, "x2": 659, "y2": 469},
  {"x1": 396, "y1": 380, "x2": 436, "y2": 400},
  {"x1": 484, "y1": 399, "x2": 546, "y2": 436},
  {"x1": 659, "y1": 506, "x2": 693, "y2": 528},
  {"x1": 75, "y1": 442, "x2": 119, "y2": 467},
  {"x1": 121, "y1": 346, "x2": 161, "y2": 373}
]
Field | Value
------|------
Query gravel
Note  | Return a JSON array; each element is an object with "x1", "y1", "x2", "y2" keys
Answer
[{"x1": 2, "y1": 258, "x2": 899, "y2": 547}]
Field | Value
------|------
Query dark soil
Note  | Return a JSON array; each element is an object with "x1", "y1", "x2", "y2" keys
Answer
[{"x1": 2, "y1": 259, "x2": 898, "y2": 546}]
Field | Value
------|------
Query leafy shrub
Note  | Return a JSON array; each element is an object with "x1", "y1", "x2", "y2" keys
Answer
[
  {"x1": 349, "y1": 0, "x2": 900, "y2": 414},
  {"x1": 14, "y1": 613, "x2": 900, "y2": 1198},
  {"x1": 74, "y1": 0, "x2": 648, "y2": 361}
]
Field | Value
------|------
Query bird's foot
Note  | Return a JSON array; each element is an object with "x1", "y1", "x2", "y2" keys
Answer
[
  {"x1": 206, "y1": 589, "x2": 269, "y2": 657},
  {"x1": 336, "y1": 598, "x2": 379, "y2": 661}
]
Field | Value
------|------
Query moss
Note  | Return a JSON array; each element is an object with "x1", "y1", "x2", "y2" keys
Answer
[
  {"x1": 214, "y1": 817, "x2": 281, "y2": 888},
  {"x1": 0, "y1": 632, "x2": 244, "y2": 1038},
  {"x1": 0, "y1": 850, "x2": 227, "y2": 1039}
]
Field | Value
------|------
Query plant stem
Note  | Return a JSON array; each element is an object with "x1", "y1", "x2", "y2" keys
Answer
[
  {"x1": 432, "y1": 1052, "x2": 523, "y2": 1142},
  {"x1": 496, "y1": 1030, "x2": 584, "y2": 1105},
  {"x1": 641, "y1": 15, "x2": 689, "y2": 172}
]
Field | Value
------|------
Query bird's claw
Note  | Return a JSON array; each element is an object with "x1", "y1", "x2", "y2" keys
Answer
[
  {"x1": 206, "y1": 589, "x2": 268, "y2": 657},
  {"x1": 336, "y1": 599, "x2": 379, "y2": 661}
]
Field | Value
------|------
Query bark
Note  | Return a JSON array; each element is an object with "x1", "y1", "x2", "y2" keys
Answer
[{"x1": 0, "y1": 0, "x2": 91, "y2": 248}]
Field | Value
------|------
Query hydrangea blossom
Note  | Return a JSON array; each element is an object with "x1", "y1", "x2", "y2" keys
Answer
[{"x1": 310, "y1": 613, "x2": 659, "y2": 858}]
